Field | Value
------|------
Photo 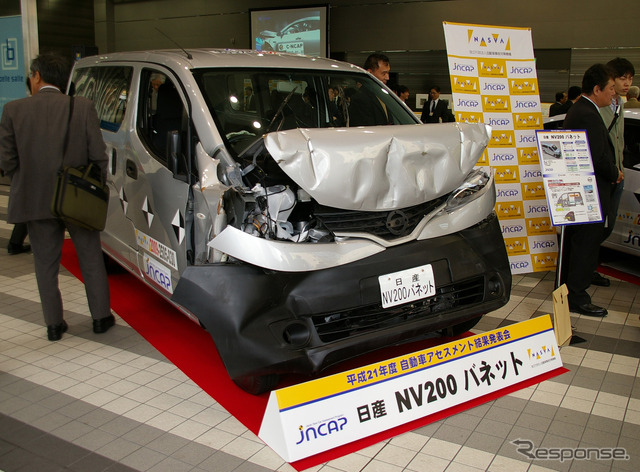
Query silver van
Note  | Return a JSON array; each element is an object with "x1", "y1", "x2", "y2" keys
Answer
[{"x1": 70, "y1": 49, "x2": 511, "y2": 393}]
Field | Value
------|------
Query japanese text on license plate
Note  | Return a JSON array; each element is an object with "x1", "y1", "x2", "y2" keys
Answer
[{"x1": 378, "y1": 264, "x2": 436, "y2": 309}]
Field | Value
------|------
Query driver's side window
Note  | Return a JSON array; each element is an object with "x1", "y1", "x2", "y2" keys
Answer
[{"x1": 137, "y1": 69, "x2": 186, "y2": 168}]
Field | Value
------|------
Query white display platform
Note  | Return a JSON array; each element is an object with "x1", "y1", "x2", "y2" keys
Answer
[{"x1": 259, "y1": 315, "x2": 563, "y2": 463}]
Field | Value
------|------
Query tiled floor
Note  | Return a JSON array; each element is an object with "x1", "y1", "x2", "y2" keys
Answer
[{"x1": 1, "y1": 182, "x2": 640, "y2": 472}]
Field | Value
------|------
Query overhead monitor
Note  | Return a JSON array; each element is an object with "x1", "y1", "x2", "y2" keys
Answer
[{"x1": 250, "y1": 5, "x2": 328, "y2": 58}]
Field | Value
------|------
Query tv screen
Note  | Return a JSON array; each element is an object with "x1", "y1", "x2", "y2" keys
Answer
[{"x1": 250, "y1": 5, "x2": 328, "y2": 58}]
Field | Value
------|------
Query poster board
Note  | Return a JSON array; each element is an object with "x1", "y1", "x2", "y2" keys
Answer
[
  {"x1": 535, "y1": 129, "x2": 603, "y2": 226},
  {"x1": 442, "y1": 22, "x2": 558, "y2": 274}
]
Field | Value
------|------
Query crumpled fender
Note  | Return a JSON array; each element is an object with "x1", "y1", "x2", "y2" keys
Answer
[{"x1": 263, "y1": 122, "x2": 491, "y2": 211}]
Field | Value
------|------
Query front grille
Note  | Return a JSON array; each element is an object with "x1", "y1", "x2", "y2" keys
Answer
[
  {"x1": 311, "y1": 277, "x2": 484, "y2": 343},
  {"x1": 313, "y1": 197, "x2": 447, "y2": 240}
]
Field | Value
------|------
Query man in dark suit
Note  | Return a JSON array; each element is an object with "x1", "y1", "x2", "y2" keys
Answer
[
  {"x1": 349, "y1": 53, "x2": 393, "y2": 126},
  {"x1": 558, "y1": 86, "x2": 581, "y2": 115},
  {"x1": 421, "y1": 85, "x2": 454, "y2": 123},
  {"x1": 560, "y1": 63, "x2": 623, "y2": 317},
  {"x1": 549, "y1": 90, "x2": 568, "y2": 117},
  {"x1": 0, "y1": 53, "x2": 114, "y2": 340}
]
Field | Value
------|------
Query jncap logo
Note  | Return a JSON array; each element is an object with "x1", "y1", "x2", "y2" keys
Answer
[{"x1": 467, "y1": 29, "x2": 511, "y2": 51}]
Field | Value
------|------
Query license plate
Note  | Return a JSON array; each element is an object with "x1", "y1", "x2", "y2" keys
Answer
[
  {"x1": 278, "y1": 42, "x2": 304, "y2": 54},
  {"x1": 378, "y1": 264, "x2": 436, "y2": 308}
]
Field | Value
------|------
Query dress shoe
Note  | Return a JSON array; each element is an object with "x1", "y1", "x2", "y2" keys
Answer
[
  {"x1": 570, "y1": 303, "x2": 608, "y2": 317},
  {"x1": 591, "y1": 272, "x2": 610, "y2": 287},
  {"x1": 93, "y1": 315, "x2": 115, "y2": 334},
  {"x1": 7, "y1": 244, "x2": 31, "y2": 255},
  {"x1": 47, "y1": 320, "x2": 68, "y2": 341}
]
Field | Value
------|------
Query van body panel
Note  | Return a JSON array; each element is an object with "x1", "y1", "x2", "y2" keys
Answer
[{"x1": 71, "y1": 49, "x2": 512, "y2": 393}]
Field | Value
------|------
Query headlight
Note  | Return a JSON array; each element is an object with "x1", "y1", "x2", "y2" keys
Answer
[{"x1": 444, "y1": 169, "x2": 490, "y2": 213}]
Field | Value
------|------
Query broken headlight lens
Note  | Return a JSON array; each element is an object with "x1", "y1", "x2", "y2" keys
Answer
[{"x1": 444, "y1": 169, "x2": 490, "y2": 213}]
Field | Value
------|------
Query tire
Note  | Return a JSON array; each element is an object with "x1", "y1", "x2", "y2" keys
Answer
[
  {"x1": 233, "y1": 373, "x2": 280, "y2": 395},
  {"x1": 441, "y1": 316, "x2": 482, "y2": 338}
]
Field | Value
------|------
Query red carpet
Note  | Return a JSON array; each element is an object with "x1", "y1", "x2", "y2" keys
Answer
[
  {"x1": 61, "y1": 240, "x2": 567, "y2": 470},
  {"x1": 598, "y1": 266, "x2": 640, "y2": 286}
]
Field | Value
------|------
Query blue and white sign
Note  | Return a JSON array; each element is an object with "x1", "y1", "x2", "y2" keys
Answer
[{"x1": 0, "y1": 16, "x2": 27, "y2": 117}]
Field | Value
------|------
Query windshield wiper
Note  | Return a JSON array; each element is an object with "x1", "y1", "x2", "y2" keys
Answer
[{"x1": 265, "y1": 85, "x2": 299, "y2": 133}]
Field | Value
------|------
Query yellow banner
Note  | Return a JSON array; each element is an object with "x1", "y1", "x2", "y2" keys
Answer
[{"x1": 275, "y1": 316, "x2": 553, "y2": 411}]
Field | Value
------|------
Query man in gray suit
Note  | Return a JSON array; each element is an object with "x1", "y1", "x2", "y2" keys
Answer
[{"x1": 0, "y1": 53, "x2": 113, "y2": 341}]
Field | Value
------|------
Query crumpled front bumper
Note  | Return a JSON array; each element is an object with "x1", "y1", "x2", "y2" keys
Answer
[{"x1": 172, "y1": 213, "x2": 511, "y2": 384}]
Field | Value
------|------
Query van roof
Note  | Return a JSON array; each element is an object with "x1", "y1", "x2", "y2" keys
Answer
[{"x1": 74, "y1": 49, "x2": 364, "y2": 73}]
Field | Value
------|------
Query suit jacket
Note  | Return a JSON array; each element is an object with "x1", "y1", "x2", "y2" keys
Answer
[
  {"x1": 0, "y1": 88, "x2": 107, "y2": 223},
  {"x1": 625, "y1": 98, "x2": 640, "y2": 108},
  {"x1": 563, "y1": 96, "x2": 618, "y2": 214},
  {"x1": 348, "y1": 87, "x2": 391, "y2": 126},
  {"x1": 549, "y1": 101, "x2": 564, "y2": 117},
  {"x1": 421, "y1": 98, "x2": 454, "y2": 123}
]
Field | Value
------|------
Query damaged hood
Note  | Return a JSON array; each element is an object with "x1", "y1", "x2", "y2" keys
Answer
[{"x1": 264, "y1": 122, "x2": 491, "y2": 211}]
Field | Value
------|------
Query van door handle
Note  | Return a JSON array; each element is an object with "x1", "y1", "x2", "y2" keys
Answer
[
  {"x1": 126, "y1": 159, "x2": 138, "y2": 179},
  {"x1": 110, "y1": 148, "x2": 117, "y2": 175}
]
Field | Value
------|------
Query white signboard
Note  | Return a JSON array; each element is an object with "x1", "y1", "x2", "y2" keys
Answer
[
  {"x1": 535, "y1": 129, "x2": 603, "y2": 226},
  {"x1": 259, "y1": 316, "x2": 563, "y2": 463}
]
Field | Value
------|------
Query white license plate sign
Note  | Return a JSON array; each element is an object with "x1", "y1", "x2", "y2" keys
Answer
[{"x1": 378, "y1": 264, "x2": 436, "y2": 308}]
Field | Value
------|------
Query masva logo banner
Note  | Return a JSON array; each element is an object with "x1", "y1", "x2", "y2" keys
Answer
[{"x1": 443, "y1": 21, "x2": 556, "y2": 275}]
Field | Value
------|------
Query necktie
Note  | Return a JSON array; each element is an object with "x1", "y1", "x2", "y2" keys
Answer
[{"x1": 431, "y1": 100, "x2": 435, "y2": 112}]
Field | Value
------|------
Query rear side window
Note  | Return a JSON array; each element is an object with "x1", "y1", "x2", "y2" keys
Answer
[
  {"x1": 624, "y1": 117, "x2": 640, "y2": 169},
  {"x1": 71, "y1": 66, "x2": 133, "y2": 132}
]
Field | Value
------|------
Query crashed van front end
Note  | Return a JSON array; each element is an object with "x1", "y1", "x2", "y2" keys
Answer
[{"x1": 173, "y1": 122, "x2": 511, "y2": 393}]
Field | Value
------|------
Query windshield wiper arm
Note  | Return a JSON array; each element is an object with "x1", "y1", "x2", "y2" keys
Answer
[{"x1": 266, "y1": 85, "x2": 299, "y2": 133}]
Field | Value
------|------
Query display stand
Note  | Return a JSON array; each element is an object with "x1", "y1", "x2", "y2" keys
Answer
[
  {"x1": 259, "y1": 316, "x2": 563, "y2": 463},
  {"x1": 536, "y1": 129, "x2": 601, "y2": 345}
]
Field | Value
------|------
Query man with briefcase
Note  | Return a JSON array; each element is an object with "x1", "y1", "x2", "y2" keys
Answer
[{"x1": 0, "y1": 53, "x2": 114, "y2": 341}]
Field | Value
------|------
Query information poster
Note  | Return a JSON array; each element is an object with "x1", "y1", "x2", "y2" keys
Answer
[
  {"x1": 0, "y1": 15, "x2": 27, "y2": 117},
  {"x1": 535, "y1": 129, "x2": 603, "y2": 226},
  {"x1": 442, "y1": 22, "x2": 557, "y2": 274}
]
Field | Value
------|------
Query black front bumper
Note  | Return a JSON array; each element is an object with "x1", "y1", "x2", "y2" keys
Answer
[{"x1": 172, "y1": 213, "x2": 511, "y2": 384}]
